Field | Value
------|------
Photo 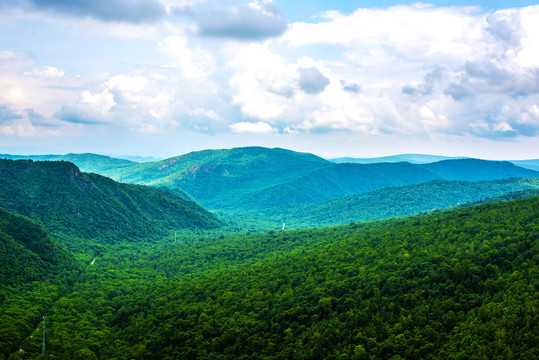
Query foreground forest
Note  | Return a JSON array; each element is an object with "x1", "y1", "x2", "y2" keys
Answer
[{"x1": 1, "y1": 195, "x2": 538, "y2": 359}]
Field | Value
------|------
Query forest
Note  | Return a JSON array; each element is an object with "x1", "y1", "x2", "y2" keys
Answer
[
  {"x1": 0, "y1": 149, "x2": 538, "y2": 359},
  {"x1": 0, "y1": 195, "x2": 537, "y2": 359}
]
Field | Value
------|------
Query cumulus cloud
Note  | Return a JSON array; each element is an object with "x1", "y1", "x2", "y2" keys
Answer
[
  {"x1": 54, "y1": 104, "x2": 106, "y2": 125},
  {"x1": 229, "y1": 121, "x2": 275, "y2": 134},
  {"x1": 176, "y1": 0, "x2": 287, "y2": 41},
  {"x1": 443, "y1": 82, "x2": 474, "y2": 101},
  {"x1": 2, "y1": 2, "x2": 539, "y2": 146},
  {"x1": 158, "y1": 35, "x2": 214, "y2": 78},
  {"x1": 28, "y1": 0, "x2": 167, "y2": 24},
  {"x1": 403, "y1": 68, "x2": 444, "y2": 97},
  {"x1": 297, "y1": 67, "x2": 330, "y2": 94},
  {"x1": 340, "y1": 81, "x2": 361, "y2": 93},
  {"x1": 25, "y1": 108, "x2": 59, "y2": 127},
  {"x1": 0, "y1": 105, "x2": 22, "y2": 123}
]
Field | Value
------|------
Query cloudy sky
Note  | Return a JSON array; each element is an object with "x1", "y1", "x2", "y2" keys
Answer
[{"x1": 1, "y1": 0, "x2": 538, "y2": 159}]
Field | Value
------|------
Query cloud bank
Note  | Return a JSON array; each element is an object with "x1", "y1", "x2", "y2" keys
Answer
[{"x1": 1, "y1": 2, "x2": 539, "y2": 155}]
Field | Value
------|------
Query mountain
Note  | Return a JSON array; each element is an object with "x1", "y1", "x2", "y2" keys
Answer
[
  {"x1": 247, "y1": 158, "x2": 539, "y2": 209},
  {"x1": 92, "y1": 146, "x2": 332, "y2": 208},
  {"x1": 329, "y1": 153, "x2": 465, "y2": 164},
  {"x1": 0, "y1": 208, "x2": 81, "y2": 357},
  {"x1": 268, "y1": 177, "x2": 539, "y2": 227},
  {"x1": 0, "y1": 159, "x2": 221, "y2": 252},
  {"x1": 80, "y1": 147, "x2": 539, "y2": 212}
]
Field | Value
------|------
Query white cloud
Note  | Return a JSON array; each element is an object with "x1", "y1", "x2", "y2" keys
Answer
[
  {"x1": 513, "y1": 6, "x2": 539, "y2": 68},
  {"x1": 230, "y1": 44, "x2": 298, "y2": 120},
  {"x1": 24, "y1": 65, "x2": 65, "y2": 77},
  {"x1": 188, "y1": 108, "x2": 222, "y2": 120},
  {"x1": 158, "y1": 35, "x2": 214, "y2": 78},
  {"x1": 80, "y1": 90, "x2": 115, "y2": 115},
  {"x1": 0, "y1": 51, "x2": 80, "y2": 117},
  {"x1": 107, "y1": 75, "x2": 148, "y2": 92},
  {"x1": 229, "y1": 121, "x2": 275, "y2": 134},
  {"x1": 1, "y1": 3, "x2": 539, "y2": 149},
  {"x1": 284, "y1": 4, "x2": 484, "y2": 60}
]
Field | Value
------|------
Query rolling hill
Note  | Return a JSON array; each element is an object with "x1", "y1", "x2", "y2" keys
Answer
[
  {"x1": 85, "y1": 147, "x2": 539, "y2": 211},
  {"x1": 0, "y1": 159, "x2": 222, "y2": 252},
  {"x1": 4, "y1": 148, "x2": 539, "y2": 215},
  {"x1": 245, "y1": 158, "x2": 539, "y2": 210},
  {"x1": 267, "y1": 177, "x2": 539, "y2": 227}
]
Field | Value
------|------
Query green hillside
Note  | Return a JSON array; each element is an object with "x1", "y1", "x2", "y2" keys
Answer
[
  {"x1": 7, "y1": 196, "x2": 538, "y2": 359},
  {"x1": 58, "y1": 147, "x2": 539, "y2": 212},
  {"x1": 0, "y1": 208, "x2": 80, "y2": 357},
  {"x1": 4, "y1": 149, "x2": 538, "y2": 215},
  {"x1": 267, "y1": 177, "x2": 539, "y2": 227},
  {"x1": 0, "y1": 159, "x2": 222, "y2": 252},
  {"x1": 0, "y1": 207, "x2": 78, "y2": 286},
  {"x1": 93, "y1": 147, "x2": 331, "y2": 208},
  {"x1": 248, "y1": 158, "x2": 539, "y2": 210}
]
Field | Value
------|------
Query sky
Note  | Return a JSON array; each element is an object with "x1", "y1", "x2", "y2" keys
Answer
[{"x1": 1, "y1": 1, "x2": 539, "y2": 160}]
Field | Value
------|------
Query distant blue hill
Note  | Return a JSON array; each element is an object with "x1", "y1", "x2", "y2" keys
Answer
[
  {"x1": 329, "y1": 154, "x2": 467, "y2": 164},
  {"x1": 329, "y1": 154, "x2": 539, "y2": 171},
  {"x1": 510, "y1": 159, "x2": 539, "y2": 171}
]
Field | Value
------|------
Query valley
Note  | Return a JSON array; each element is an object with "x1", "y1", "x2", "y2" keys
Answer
[{"x1": 1, "y1": 147, "x2": 538, "y2": 359}]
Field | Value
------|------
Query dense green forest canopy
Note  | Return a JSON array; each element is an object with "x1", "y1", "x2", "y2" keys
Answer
[
  {"x1": 0, "y1": 159, "x2": 221, "y2": 253},
  {"x1": 1, "y1": 195, "x2": 537, "y2": 359},
  {"x1": 263, "y1": 177, "x2": 539, "y2": 228},
  {"x1": 0, "y1": 207, "x2": 81, "y2": 358},
  {"x1": 0, "y1": 207, "x2": 78, "y2": 287}
]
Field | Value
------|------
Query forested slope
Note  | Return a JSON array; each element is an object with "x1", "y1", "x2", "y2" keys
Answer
[
  {"x1": 0, "y1": 208, "x2": 80, "y2": 358},
  {"x1": 268, "y1": 177, "x2": 539, "y2": 227},
  {"x1": 4, "y1": 149, "x2": 538, "y2": 213},
  {"x1": 251, "y1": 158, "x2": 539, "y2": 209},
  {"x1": 0, "y1": 159, "x2": 221, "y2": 252},
  {"x1": 9, "y1": 196, "x2": 539, "y2": 359},
  {"x1": 94, "y1": 147, "x2": 539, "y2": 211},
  {"x1": 0, "y1": 208, "x2": 78, "y2": 287}
]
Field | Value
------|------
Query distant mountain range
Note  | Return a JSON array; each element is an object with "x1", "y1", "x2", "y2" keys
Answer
[
  {"x1": 329, "y1": 154, "x2": 466, "y2": 164},
  {"x1": 330, "y1": 153, "x2": 539, "y2": 171},
  {"x1": 2, "y1": 147, "x2": 539, "y2": 228}
]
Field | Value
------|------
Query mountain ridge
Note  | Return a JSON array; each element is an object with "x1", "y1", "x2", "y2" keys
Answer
[
  {"x1": 3, "y1": 148, "x2": 539, "y2": 213},
  {"x1": 0, "y1": 159, "x2": 222, "y2": 252}
]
